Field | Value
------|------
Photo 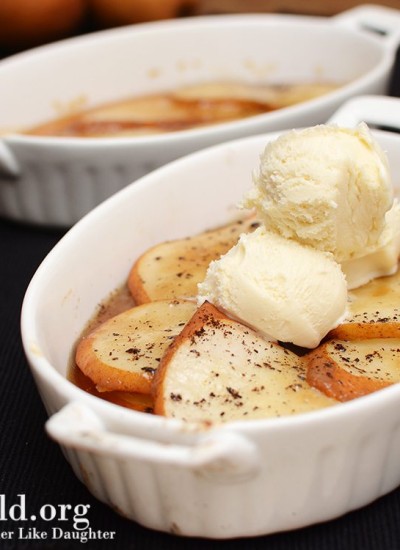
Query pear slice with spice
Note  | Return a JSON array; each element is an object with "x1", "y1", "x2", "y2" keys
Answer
[
  {"x1": 128, "y1": 216, "x2": 259, "y2": 304},
  {"x1": 328, "y1": 268, "x2": 400, "y2": 340},
  {"x1": 152, "y1": 301, "x2": 337, "y2": 423},
  {"x1": 305, "y1": 338, "x2": 400, "y2": 402},
  {"x1": 76, "y1": 299, "x2": 196, "y2": 393}
]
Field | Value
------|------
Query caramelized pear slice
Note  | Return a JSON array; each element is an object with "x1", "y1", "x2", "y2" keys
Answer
[
  {"x1": 329, "y1": 268, "x2": 400, "y2": 340},
  {"x1": 128, "y1": 216, "x2": 259, "y2": 304},
  {"x1": 76, "y1": 300, "x2": 196, "y2": 393},
  {"x1": 153, "y1": 302, "x2": 336, "y2": 423},
  {"x1": 306, "y1": 339, "x2": 400, "y2": 401}
]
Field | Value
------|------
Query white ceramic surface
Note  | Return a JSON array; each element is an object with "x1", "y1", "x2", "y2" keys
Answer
[
  {"x1": 2, "y1": 4, "x2": 400, "y2": 226},
  {"x1": 21, "y1": 95, "x2": 400, "y2": 538}
]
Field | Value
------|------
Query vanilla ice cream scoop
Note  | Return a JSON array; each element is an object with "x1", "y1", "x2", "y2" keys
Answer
[
  {"x1": 198, "y1": 227, "x2": 348, "y2": 349},
  {"x1": 243, "y1": 123, "x2": 392, "y2": 262},
  {"x1": 342, "y1": 199, "x2": 400, "y2": 289}
]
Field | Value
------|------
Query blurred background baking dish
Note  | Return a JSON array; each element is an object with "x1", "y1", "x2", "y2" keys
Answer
[{"x1": 1, "y1": 4, "x2": 400, "y2": 227}]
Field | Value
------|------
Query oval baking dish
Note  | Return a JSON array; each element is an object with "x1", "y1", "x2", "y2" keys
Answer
[{"x1": 21, "y1": 95, "x2": 400, "y2": 538}]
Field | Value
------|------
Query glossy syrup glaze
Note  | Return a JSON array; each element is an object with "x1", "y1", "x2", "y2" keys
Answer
[{"x1": 26, "y1": 81, "x2": 340, "y2": 137}]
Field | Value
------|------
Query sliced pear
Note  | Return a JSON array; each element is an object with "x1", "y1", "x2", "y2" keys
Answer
[
  {"x1": 306, "y1": 339, "x2": 399, "y2": 401},
  {"x1": 152, "y1": 302, "x2": 337, "y2": 423},
  {"x1": 128, "y1": 216, "x2": 259, "y2": 304},
  {"x1": 75, "y1": 300, "x2": 196, "y2": 394},
  {"x1": 329, "y1": 267, "x2": 400, "y2": 340}
]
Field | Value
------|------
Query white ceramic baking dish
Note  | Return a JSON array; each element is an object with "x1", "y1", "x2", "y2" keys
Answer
[
  {"x1": 20, "y1": 95, "x2": 400, "y2": 538},
  {"x1": 2, "y1": 4, "x2": 400, "y2": 226}
]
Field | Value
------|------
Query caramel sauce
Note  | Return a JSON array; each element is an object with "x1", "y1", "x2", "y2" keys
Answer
[
  {"x1": 69, "y1": 364, "x2": 154, "y2": 413},
  {"x1": 68, "y1": 284, "x2": 155, "y2": 412},
  {"x1": 25, "y1": 81, "x2": 340, "y2": 138},
  {"x1": 32, "y1": 97, "x2": 272, "y2": 137},
  {"x1": 371, "y1": 285, "x2": 391, "y2": 298}
]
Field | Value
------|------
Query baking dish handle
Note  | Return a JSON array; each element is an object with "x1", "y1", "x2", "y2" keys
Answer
[
  {"x1": 332, "y1": 4, "x2": 400, "y2": 50},
  {"x1": 0, "y1": 141, "x2": 20, "y2": 178},
  {"x1": 46, "y1": 402, "x2": 261, "y2": 483},
  {"x1": 328, "y1": 95, "x2": 400, "y2": 132}
]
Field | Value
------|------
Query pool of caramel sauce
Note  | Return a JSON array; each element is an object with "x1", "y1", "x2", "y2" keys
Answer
[
  {"x1": 68, "y1": 284, "x2": 154, "y2": 413},
  {"x1": 25, "y1": 81, "x2": 339, "y2": 138}
]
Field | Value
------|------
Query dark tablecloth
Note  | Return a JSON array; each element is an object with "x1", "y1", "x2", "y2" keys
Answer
[{"x1": 1, "y1": 216, "x2": 400, "y2": 550}]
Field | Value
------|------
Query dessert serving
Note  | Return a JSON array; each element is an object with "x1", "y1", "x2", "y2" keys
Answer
[
  {"x1": 72, "y1": 122, "x2": 400, "y2": 424},
  {"x1": 24, "y1": 81, "x2": 339, "y2": 138},
  {"x1": 21, "y1": 98, "x2": 400, "y2": 537}
]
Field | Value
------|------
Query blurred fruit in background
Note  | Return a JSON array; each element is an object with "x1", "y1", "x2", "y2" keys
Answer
[
  {"x1": 0, "y1": 0, "x2": 87, "y2": 51},
  {"x1": 0, "y1": 0, "x2": 200, "y2": 56},
  {"x1": 2, "y1": 0, "x2": 398, "y2": 58},
  {"x1": 89, "y1": 0, "x2": 199, "y2": 26}
]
